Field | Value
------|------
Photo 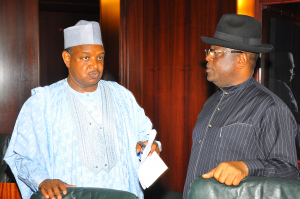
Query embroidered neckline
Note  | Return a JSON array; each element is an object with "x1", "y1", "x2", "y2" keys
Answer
[{"x1": 64, "y1": 81, "x2": 118, "y2": 174}]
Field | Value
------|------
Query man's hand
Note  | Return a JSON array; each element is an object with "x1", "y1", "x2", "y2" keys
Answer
[
  {"x1": 202, "y1": 161, "x2": 248, "y2": 186},
  {"x1": 39, "y1": 179, "x2": 76, "y2": 199},
  {"x1": 136, "y1": 141, "x2": 160, "y2": 156}
]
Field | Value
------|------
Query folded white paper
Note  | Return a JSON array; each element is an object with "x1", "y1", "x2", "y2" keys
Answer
[{"x1": 138, "y1": 130, "x2": 168, "y2": 189}]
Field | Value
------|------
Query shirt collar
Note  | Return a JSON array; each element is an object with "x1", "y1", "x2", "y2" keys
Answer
[
  {"x1": 219, "y1": 77, "x2": 255, "y2": 94},
  {"x1": 64, "y1": 78, "x2": 99, "y2": 96}
]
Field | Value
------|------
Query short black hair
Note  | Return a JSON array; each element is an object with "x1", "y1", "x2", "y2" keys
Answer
[
  {"x1": 252, "y1": 53, "x2": 259, "y2": 63},
  {"x1": 246, "y1": 52, "x2": 259, "y2": 70},
  {"x1": 64, "y1": 47, "x2": 73, "y2": 55}
]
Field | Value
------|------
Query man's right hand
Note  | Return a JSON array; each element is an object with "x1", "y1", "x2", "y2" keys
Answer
[
  {"x1": 39, "y1": 179, "x2": 76, "y2": 199},
  {"x1": 202, "y1": 161, "x2": 248, "y2": 186}
]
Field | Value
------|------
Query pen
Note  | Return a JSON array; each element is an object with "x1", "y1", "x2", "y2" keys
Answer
[
  {"x1": 137, "y1": 141, "x2": 146, "y2": 161},
  {"x1": 138, "y1": 141, "x2": 146, "y2": 147}
]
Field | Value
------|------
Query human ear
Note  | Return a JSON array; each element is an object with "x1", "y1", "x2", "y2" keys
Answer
[
  {"x1": 237, "y1": 53, "x2": 247, "y2": 69},
  {"x1": 62, "y1": 51, "x2": 71, "y2": 68}
]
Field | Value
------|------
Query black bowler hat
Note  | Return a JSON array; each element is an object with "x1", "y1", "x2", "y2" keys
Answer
[{"x1": 201, "y1": 14, "x2": 273, "y2": 53}]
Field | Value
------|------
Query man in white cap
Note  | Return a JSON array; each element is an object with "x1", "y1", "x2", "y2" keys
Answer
[
  {"x1": 4, "y1": 20, "x2": 160, "y2": 199},
  {"x1": 183, "y1": 14, "x2": 300, "y2": 199}
]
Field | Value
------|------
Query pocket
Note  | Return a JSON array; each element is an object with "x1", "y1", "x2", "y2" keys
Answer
[{"x1": 217, "y1": 123, "x2": 257, "y2": 161}]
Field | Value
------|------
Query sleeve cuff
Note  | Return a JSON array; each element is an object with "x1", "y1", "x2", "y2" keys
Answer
[
  {"x1": 155, "y1": 140, "x2": 162, "y2": 152},
  {"x1": 31, "y1": 172, "x2": 50, "y2": 191},
  {"x1": 242, "y1": 159, "x2": 265, "y2": 176}
]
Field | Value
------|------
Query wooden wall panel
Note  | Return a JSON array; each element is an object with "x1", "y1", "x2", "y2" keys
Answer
[
  {"x1": 100, "y1": 0, "x2": 120, "y2": 82},
  {"x1": 0, "y1": 0, "x2": 39, "y2": 134},
  {"x1": 0, "y1": 183, "x2": 22, "y2": 199},
  {"x1": 120, "y1": 0, "x2": 144, "y2": 101},
  {"x1": 120, "y1": 0, "x2": 236, "y2": 192}
]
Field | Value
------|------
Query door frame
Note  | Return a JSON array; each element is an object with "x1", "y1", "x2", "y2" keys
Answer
[{"x1": 255, "y1": 0, "x2": 300, "y2": 21}]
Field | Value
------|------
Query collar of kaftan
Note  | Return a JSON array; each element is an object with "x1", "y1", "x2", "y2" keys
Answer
[
  {"x1": 219, "y1": 76, "x2": 255, "y2": 94},
  {"x1": 64, "y1": 82, "x2": 118, "y2": 174}
]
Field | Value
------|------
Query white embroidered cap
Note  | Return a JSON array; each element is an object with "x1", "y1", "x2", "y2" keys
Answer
[{"x1": 64, "y1": 20, "x2": 103, "y2": 49}]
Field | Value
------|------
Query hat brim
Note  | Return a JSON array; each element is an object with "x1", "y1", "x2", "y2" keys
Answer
[{"x1": 201, "y1": 36, "x2": 273, "y2": 53}]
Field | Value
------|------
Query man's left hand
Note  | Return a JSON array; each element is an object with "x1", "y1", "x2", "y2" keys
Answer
[
  {"x1": 136, "y1": 141, "x2": 160, "y2": 156},
  {"x1": 202, "y1": 161, "x2": 248, "y2": 186}
]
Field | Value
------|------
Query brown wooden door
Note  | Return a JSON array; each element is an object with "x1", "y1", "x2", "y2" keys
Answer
[{"x1": 0, "y1": 0, "x2": 39, "y2": 135}]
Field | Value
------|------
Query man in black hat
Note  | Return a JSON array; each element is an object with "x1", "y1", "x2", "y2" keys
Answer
[{"x1": 183, "y1": 14, "x2": 300, "y2": 199}]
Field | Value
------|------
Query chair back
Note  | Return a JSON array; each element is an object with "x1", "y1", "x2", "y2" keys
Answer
[
  {"x1": 188, "y1": 176, "x2": 300, "y2": 199},
  {"x1": 31, "y1": 187, "x2": 138, "y2": 199},
  {"x1": 0, "y1": 134, "x2": 15, "y2": 183}
]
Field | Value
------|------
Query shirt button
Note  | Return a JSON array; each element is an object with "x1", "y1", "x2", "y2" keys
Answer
[
  {"x1": 100, "y1": 127, "x2": 102, "y2": 129},
  {"x1": 224, "y1": 92, "x2": 229, "y2": 95},
  {"x1": 89, "y1": 122, "x2": 91, "y2": 125},
  {"x1": 95, "y1": 165, "x2": 98, "y2": 168},
  {"x1": 208, "y1": 124, "x2": 212, "y2": 128},
  {"x1": 217, "y1": 107, "x2": 220, "y2": 110},
  {"x1": 105, "y1": 164, "x2": 107, "y2": 166}
]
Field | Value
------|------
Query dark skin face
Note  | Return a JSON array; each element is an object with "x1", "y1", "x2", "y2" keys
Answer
[
  {"x1": 206, "y1": 45, "x2": 240, "y2": 87},
  {"x1": 205, "y1": 45, "x2": 255, "y2": 88},
  {"x1": 62, "y1": 44, "x2": 105, "y2": 93}
]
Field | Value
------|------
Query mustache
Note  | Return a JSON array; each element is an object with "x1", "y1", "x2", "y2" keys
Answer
[{"x1": 206, "y1": 62, "x2": 214, "y2": 69}]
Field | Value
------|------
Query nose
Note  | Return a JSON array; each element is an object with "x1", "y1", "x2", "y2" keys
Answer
[
  {"x1": 206, "y1": 54, "x2": 213, "y2": 62},
  {"x1": 90, "y1": 58, "x2": 99, "y2": 69}
]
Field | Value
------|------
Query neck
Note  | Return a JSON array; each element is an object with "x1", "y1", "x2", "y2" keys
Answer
[
  {"x1": 220, "y1": 75, "x2": 253, "y2": 88},
  {"x1": 225, "y1": 68, "x2": 254, "y2": 87},
  {"x1": 67, "y1": 76, "x2": 98, "y2": 93}
]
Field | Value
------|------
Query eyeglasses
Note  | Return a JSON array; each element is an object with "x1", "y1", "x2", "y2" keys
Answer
[{"x1": 205, "y1": 49, "x2": 244, "y2": 59}]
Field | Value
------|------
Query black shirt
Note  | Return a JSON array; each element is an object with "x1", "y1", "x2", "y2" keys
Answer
[{"x1": 183, "y1": 77, "x2": 300, "y2": 199}]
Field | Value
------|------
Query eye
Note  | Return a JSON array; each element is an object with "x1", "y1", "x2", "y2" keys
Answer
[
  {"x1": 98, "y1": 56, "x2": 104, "y2": 61},
  {"x1": 82, "y1": 56, "x2": 89, "y2": 61}
]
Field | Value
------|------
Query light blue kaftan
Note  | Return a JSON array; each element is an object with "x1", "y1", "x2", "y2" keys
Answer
[{"x1": 4, "y1": 79, "x2": 159, "y2": 199}]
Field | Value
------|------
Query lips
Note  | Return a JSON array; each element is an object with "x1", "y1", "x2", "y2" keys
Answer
[
  {"x1": 206, "y1": 66, "x2": 212, "y2": 72},
  {"x1": 88, "y1": 71, "x2": 100, "y2": 78}
]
